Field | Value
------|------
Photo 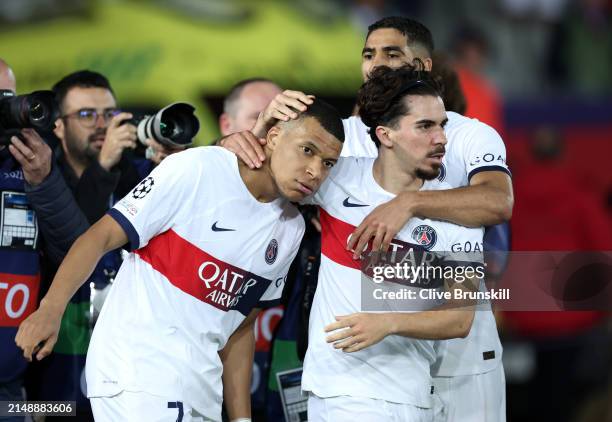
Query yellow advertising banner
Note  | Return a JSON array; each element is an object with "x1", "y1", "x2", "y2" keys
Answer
[{"x1": 1, "y1": 1, "x2": 363, "y2": 143}]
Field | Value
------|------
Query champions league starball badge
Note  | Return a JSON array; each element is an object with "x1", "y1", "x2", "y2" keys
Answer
[
  {"x1": 132, "y1": 177, "x2": 154, "y2": 199},
  {"x1": 412, "y1": 225, "x2": 437, "y2": 250},
  {"x1": 265, "y1": 239, "x2": 278, "y2": 264}
]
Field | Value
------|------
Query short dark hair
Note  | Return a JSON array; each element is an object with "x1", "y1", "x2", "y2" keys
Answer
[
  {"x1": 223, "y1": 77, "x2": 280, "y2": 115},
  {"x1": 286, "y1": 98, "x2": 344, "y2": 143},
  {"x1": 367, "y1": 16, "x2": 434, "y2": 57},
  {"x1": 52, "y1": 70, "x2": 114, "y2": 111},
  {"x1": 357, "y1": 62, "x2": 442, "y2": 148}
]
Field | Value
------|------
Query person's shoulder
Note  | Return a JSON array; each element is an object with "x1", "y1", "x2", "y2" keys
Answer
[
  {"x1": 340, "y1": 115, "x2": 380, "y2": 159},
  {"x1": 445, "y1": 111, "x2": 476, "y2": 133},
  {"x1": 343, "y1": 115, "x2": 366, "y2": 128},
  {"x1": 182, "y1": 145, "x2": 233, "y2": 160},
  {"x1": 342, "y1": 115, "x2": 370, "y2": 139},
  {"x1": 167, "y1": 146, "x2": 235, "y2": 171},
  {"x1": 329, "y1": 156, "x2": 372, "y2": 182},
  {"x1": 445, "y1": 112, "x2": 502, "y2": 144}
]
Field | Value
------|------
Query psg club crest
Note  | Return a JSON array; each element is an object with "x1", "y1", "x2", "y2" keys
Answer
[
  {"x1": 265, "y1": 239, "x2": 278, "y2": 265},
  {"x1": 437, "y1": 163, "x2": 446, "y2": 182},
  {"x1": 132, "y1": 177, "x2": 154, "y2": 199},
  {"x1": 412, "y1": 225, "x2": 437, "y2": 250}
]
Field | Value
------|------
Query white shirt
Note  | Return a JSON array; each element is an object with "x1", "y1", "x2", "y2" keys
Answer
[
  {"x1": 301, "y1": 157, "x2": 484, "y2": 406},
  {"x1": 85, "y1": 147, "x2": 304, "y2": 421},
  {"x1": 341, "y1": 112, "x2": 511, "y2": 183},
  {"x1": 339, "y1": 114, "x2": 505, "y2": 377}
]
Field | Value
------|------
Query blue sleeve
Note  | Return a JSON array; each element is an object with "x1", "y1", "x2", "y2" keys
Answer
[{"x1": 107, "y1": 208, "x2": 140, "y2": 251}]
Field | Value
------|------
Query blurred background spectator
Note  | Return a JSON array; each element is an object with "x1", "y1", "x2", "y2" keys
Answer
[
  {"x1": 2, "y1": 1, "x2": 611, "y2": 421},
  {"x1": 502, "y1": 123, "x2": 612, "y2": 422},
  {"x1": 219, "y1": 78, "x2": 282, "y2": 136},
  {"x1": 547, "y1": 0, "x2": 612, "y2": 96},
  {"x1": 450, "y1": 23, "x2": 504, "y2": 133}
]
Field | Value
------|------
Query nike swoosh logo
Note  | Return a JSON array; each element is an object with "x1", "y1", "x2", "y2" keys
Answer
[
  {"x1": 343, "y1": 197, "x2": 369, "y2": 207},
  {"x1": 211, "y1": 221, "x2": 236, "y2": 232}
]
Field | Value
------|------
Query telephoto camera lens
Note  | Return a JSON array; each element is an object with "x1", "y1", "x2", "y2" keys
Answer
[
  {"x1": 29, "y1": 101, "x2": 46, "y2": 121},
  {"x1": 0, "y1": 89, "x2": 59, "y2": 145},
  {"x1": 135, "y1": 102, "x2": 199, "y2": 148}
]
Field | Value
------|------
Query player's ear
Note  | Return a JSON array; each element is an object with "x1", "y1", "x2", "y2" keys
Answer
[
  {"x1": 375, "y1": 125, "x2": 393, "y2": 148},
  {"x1": 266, "y1": 126, "x2": 280, "y2": 151},
  {"x1": 218, "y1": 113, "x2": 232, "y2": 137}
]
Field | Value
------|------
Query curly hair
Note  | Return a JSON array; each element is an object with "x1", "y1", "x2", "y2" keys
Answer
[{"x1": 357, "y1": 62, "x2": 442, "y2": 148}]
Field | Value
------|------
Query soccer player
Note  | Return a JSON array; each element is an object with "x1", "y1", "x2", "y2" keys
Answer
[
  {"x1": 301, "y1": 65, "x2": 482, "y2": 421},
  {"x1": 14, "y1": 99, "x2": 345, "y2": 422},
  {"x1": 342, "y1": 20, "x2": 509, "y2": 421},
  {"x1": 315, "y1": 65, "x2": 502, "y2": 422},
  {"x1": 222, "y1": 16, "x2": 511, "y2": 422}
]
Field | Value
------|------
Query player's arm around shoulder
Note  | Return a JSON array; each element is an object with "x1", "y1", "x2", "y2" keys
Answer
[
  {"x1": 220, "y1": 308, "x2": 261, "y2": 420},
  {"x1": 346, "y1": 125, "x2": 513, "y2": 256},
  {"x1": 458, "y1": 120, "x2": 514, "y2": 224},
  {"x1": 409, "y1": 120, "x2": 514, "y2": 226},
  {"x1": 395, "y1": 170, "x2": 513, "y2": 230},
  {"x1": 15, "y1": 215, "x2": 129, "y2": 362},
  {"x1": 466, "y1": 170, "x2": 513, "y2": 220}
]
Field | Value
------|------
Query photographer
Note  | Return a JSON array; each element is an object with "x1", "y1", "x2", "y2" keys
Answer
[
  {"x1": 0, "y1": 58, "x2": 88, "y2": 422},
  {"x1": 17, "y1": 70, "x2": 185, "y2": 419},
  {"x1": 46, "y1": 71, "x2": 152, "y2": 224}
]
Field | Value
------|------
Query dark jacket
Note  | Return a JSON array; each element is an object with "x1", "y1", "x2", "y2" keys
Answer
[
  {"x1": 24, "y1": 148, "x2": 152, "y2": 262},
  {"x1": 0, "y1": 147, "x2": 81, "y2": 382},
  {"x1": 24, "y1": 162, "x2": 89, "y2": 265},
  {"x1": 55, "y1": 149, "x2": 148, "y2": 225}
]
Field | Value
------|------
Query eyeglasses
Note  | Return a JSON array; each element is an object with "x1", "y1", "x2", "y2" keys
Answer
[{"x1": 61, "y1": 108, "x2": 121, "y2": 127}]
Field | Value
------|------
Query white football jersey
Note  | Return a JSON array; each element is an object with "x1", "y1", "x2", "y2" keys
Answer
[
  {"x1": 340, "y1": 114, "x2": 505, "y2": 377},
  {"x1": 301, "y1": 156, "x2": 484, "y2": 407},
  {"x1": 85, "y1": 147, "x2": 304, "y2": 421},
  {"x1": 342, "y1": 112, "x2": 510, "y2": 183}
]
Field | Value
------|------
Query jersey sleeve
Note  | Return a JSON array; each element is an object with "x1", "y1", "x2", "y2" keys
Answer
[
  {"x1": 308, "y1": 179, "x2": 329, "y2": 206},
  {"x1": 107, "y1": 151, "x2": 198, "y2": 251},
  {"x1": 443, "y1": 225, "x2": 485, "y2": 290},
  {"x1": 256, "y1": 219, "x2": 306, "y2": 308},
  {"x1": 463, "y1": 123, "x2": 511, "y2": 182},
  {"x1": 340, "y1": 117, "x2": 379, "y2": 159}
]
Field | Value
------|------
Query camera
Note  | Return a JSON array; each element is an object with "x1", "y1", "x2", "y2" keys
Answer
[
  {"x1": 133, "y1": 102, "x2": 200, "y2": 148},
  {"x1": 0, "y1": 89, "x2": 59, "y2": 145}
]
